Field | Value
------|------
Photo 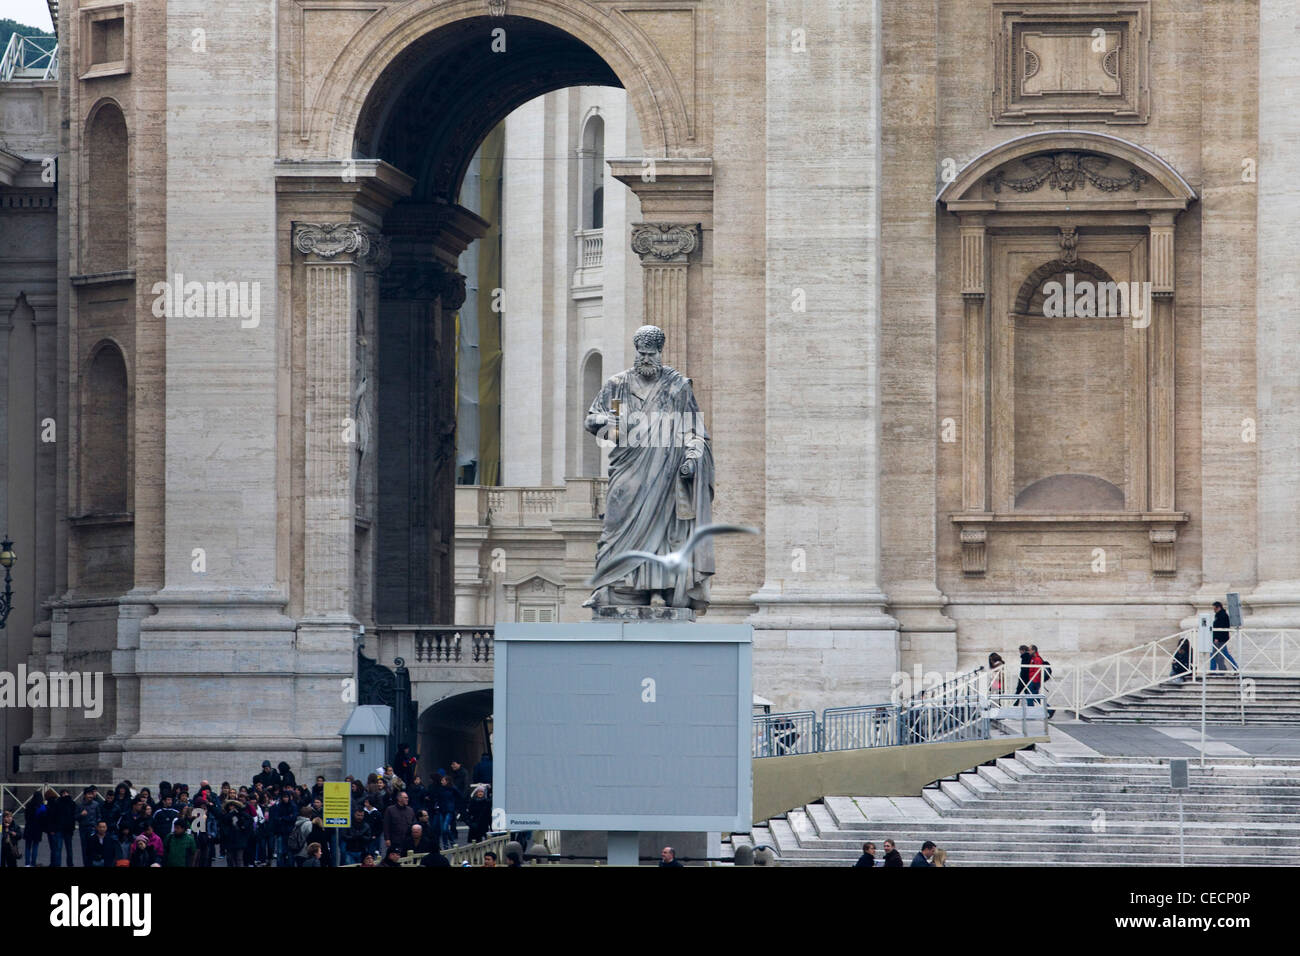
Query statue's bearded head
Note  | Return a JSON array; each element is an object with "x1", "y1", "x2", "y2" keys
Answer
[{"x1": 633, "y1": 325, "x2": 665, "y2": 380}]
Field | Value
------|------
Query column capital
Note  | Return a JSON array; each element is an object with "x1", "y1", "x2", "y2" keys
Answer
[
  {"x1": 379, "y1": 259, "x2": 465, "y2": 308},
  {"x1": 292, "y1": 222, "x2": 371, "y2": 262},
  {"x1": 630, "y1": 222, "x2": 700, "y2": 264}
]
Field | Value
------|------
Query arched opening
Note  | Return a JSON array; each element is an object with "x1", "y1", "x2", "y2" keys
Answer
[
  {"x1": 82, "y1": 341, "x2": 129, "y2": 513},
  {"x1": 581, "y1": 112, "x2": 605, "y2": 230},
  {"x1": 418, "y1": 688, "x2": 492, "y2": 781},
  {"x1": 1012, "y1": 257, "x2": 1127, "y2": 509},
  {"x1": 360, "y1": 18, "x2": 638, "y2": 627},
  {"x1": 580, "y1": 351, "x2": 603, "y2": 477},
  {"x1": 85, "y1": 102, "x2": 128, "y2": 273}
]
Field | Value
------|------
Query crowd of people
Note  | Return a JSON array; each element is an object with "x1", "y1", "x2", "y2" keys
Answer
[
  {"x1": 0, "y1": 750, "x2": 499, "y2": 868},
  {"x1": 854, "y1": 839, "x2": 945, "y2": 867}
]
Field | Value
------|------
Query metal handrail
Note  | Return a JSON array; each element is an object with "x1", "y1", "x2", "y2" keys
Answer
[
  {"x1": 753, "y1": 688, "x2": 1045, "y2": 758},
  {"x1": 910, "y1": 665, "x2": 987, "y2": 704},
  {"x1": 1049, "y1": 627, "x2": 1300, "y2": 718}
]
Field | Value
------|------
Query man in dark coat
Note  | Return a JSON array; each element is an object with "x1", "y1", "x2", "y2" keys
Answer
[
  {"x1": 882, "y1": 839, "x2": 904, "y2": 867},
  {"x1": 448, "y1": 760, "x2": 470, "y2": 816},
  {"x1": 659, "y1": 846, "x2": 684, "y2": 867},
  {"x1": 472, "y1": 752, "x2": 493, "y2": 786},
  {"x1": 1210, "y1": 601, "x2": 1239, "y2": 673},
  {"x1": 252, "y1": 760, "x2": 281, "y2": 792},
  {"x1": 420, "y1": 845, "x2": 451, "y2": 867},
  {"x1": 910, "y1": 841, "x2": 936, "y2": 867},
  {"x1": 853, "y1": 841, "x2": 877, "y2": 867},
  {"x1": 269, "y1": 791, "x2": 299, "y2": 867},
  {"x1": 85, "y1": 821, "x2": 120, "y2": 867},
  {"x1": 407, "y1": 823, "x2": 437, "y2": 856},
  {"x1": 76, "y1": 787, "x2": 104, "y2": 865},
  {"x1": 1016, "y1": 645, "x2": 1032, "y2": 695},
  {"x1": 382, "y1": 789, "x2": 415, "y2": 853},
  {"x1": 211, "y1": 800, "x2": 252, "y2": 867},
  {"x1": 51, "y1": 789, "x2": 77, "y2": 866}
]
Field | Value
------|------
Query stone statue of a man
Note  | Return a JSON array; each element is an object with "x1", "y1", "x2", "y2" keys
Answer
[{"x1": 583, "y1": 325, "x2": 715, "y2": 611}]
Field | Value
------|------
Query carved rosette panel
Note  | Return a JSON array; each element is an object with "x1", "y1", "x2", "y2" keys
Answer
[
  {"x1": 293, "y1": 222, "x2": 371, "y2": 261},
  {"x1": 631, "y1": 222, "x2": 700, "y2": 263}
]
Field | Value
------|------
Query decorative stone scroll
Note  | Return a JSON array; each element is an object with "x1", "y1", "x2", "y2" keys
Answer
[
  {"x1": 1149, "y1": 527, "x2": 1177, "y2": 575},
  {"x1": 960, "y1": 527, "x2": 988, "y2": 576},
  {"x1": 631, "y1": 222, "x2": 699, "y2": 263},
  {"x1": 293, "y1": 222, "x2": 371, "y2": 260}
]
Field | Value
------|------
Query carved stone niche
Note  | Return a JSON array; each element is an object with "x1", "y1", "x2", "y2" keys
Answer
[{"x1": 992, "y1": 2, "x2": 1151, "y2": 125}]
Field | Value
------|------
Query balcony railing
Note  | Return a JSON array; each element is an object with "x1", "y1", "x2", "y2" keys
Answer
[
  {"x1": 372, "y1": 625, "x2": 495, "y2": 665},
  {"x1": 577, "y1": 228, "x2": 603, "y2": 270}
]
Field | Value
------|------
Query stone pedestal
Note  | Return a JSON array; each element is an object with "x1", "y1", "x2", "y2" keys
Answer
[{"x1": 592, "y1": 605, "x2": 696, "y2": 622}]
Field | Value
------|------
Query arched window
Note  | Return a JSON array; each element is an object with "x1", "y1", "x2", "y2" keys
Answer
[
  {"x1": 83, "y1": 342, "x2": 129, "y2": 513},
  {"x1": 581, "y1": 351, "x2": 604, "y2": 477},
  {"x1": 580, "y1": 113, "x2": 605, "y2": 231},
  {"x1": 85, "y1": 102, "x2": 129, "y2": 273}
]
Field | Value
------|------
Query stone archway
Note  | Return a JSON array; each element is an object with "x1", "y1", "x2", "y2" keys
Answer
[
  {"x1": 275, "y1": 3, "x2": 714, "y2": 649},
  {"x1": 418, "y1": 688, "x2": 493, "y2": 782}
]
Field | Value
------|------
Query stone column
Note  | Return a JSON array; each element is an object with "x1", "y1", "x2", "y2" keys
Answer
[
  {"x1": 1250, "y1": 0, "x2": 1300, "y2": 625},
  {"x1": 609, "y1": 160, "x2": 714, "y2": 422},
  {"x1": 630, "y1": 222, "x2": 698, "y2": 375},
  {"x1": 748, "y1": 0, "x2": 897, "y2": 715},
  {"x1": 293, "y1": 222, "x2": 368, "y2": 628},
  {"x1": 952, "y1": 215, "x2": 990, "y2": 576}
]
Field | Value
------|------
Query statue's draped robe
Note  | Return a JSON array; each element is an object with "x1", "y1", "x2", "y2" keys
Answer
[{"x1": 586, "y1": 366, "x2": 714, "y2": 607}]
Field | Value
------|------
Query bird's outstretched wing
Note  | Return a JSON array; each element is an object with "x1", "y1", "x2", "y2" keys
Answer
[
  {"x1": 680, "y1": 523, "x2": 760, "y2": 558},
  {"x1": 586, "y1": 550, "x2": 664, "y2": 585}
]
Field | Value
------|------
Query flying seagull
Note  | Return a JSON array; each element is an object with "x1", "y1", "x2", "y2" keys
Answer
[{"x1": 587, "y1": 523, "x2": 759, "y2": 586}]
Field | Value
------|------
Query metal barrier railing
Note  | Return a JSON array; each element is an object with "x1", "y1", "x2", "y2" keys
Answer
[
  {"x1": 821, "y1": 704, "x2": 900, "y2": 751},
  {"x1": 754, "y1": 692, "x2": 1046, "y2": 759},
  {"x1": 2, "y1": 782, "x2": 117, "y2": 823},
  {"x1": 1048, "y1": 627, "x2": 1300, "y2": 719},
  {"x1": 752, "y1": 711, "x2": 816, "y2": 757}
]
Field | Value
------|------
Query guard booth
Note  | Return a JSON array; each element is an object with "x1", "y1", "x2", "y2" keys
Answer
[{"x1": 339, "y1": 704, "x2": 393, "y2": 780}]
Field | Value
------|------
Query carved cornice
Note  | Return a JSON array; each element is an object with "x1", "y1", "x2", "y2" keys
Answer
[
  {"x1": 379, "y1": 260, "x2": 466, "y2": 309},
  {"x1": 293, "y1": 222, "x2": 371, "y2": 261},
  {"x1": 363, "y1": 232, "x2": 391, "y2": 272},
  {"x1": 988, "y1": 153, "x2": 1148, "y2": 195},
  {"x1": 437, "y1": 269, "x2": 467, "y2": 311},
  {"x1": 630, "y1": 222, "x2": 700, "y2": 264}
]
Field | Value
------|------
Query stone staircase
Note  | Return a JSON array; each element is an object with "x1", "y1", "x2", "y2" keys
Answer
[
  {"x1": 1075, "y1": 675, "x2": 1300, "y2": 725},
  {"x1": 729, "y1": 741, "x2": 1300, "y2": 866}
]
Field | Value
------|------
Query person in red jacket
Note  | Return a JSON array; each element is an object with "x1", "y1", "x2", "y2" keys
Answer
[{"x1": 1029, "y1": 645, "x2": 1055, "y2": 718}]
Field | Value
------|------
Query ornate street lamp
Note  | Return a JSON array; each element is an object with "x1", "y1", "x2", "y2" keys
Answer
[{"x1": 0, "y1": 537, "x2": 15, "y2": 630}]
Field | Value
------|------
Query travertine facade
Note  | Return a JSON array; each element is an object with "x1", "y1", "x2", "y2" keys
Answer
[{"x1": 1, "y1": 0, "x2": 1294, "y2": 781}]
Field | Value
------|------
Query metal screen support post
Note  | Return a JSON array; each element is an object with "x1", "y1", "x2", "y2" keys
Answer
[
  {"x1": 1020, "y1": 696, "x2": 1027, "y2": 738},
  {"x1": 607, "y1": 831, "x2": 638, "y2": 866},
  {"x1": 1199, "y1": 653, "x2": 1207, "y2": 769},
  {"x1": 1236, "y1": 637, "x2": 1245, "y2": 725},
  {"x1": 1178, "y1": 793, "x2": 1184, "y2": 866}
]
